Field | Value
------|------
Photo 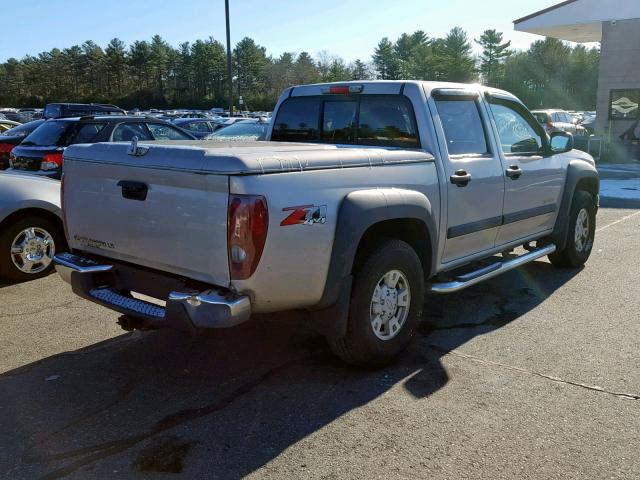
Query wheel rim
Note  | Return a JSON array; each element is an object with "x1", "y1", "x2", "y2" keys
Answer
[
  {"x1": 10, "y1": 227, "x2": 55, "y2": 274},
  {"x1": 369, "y1": 269, "x2": 411, "y2": 341},
  {"x1": 574, "y1": 208, "x2": 590, "y2": 252}
]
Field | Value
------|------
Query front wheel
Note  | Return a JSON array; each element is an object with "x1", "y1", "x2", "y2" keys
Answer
[
  {"x1": 548, "y1": 191, "x2": 596, "y2": 268},
  {"x1": 327, "y1": 239, "x2": 425, "y2": 368}
]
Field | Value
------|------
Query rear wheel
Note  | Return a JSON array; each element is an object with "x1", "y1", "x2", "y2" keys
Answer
[
  {"x1": 0, "y1": 216, "x2": 63, "y2": 282},
  {"x1": 548, "y1": 191, "x2": 596, "y2": 268},
  {"x1": 328, "y1": 239, "x2": 424, "y2": 368}
]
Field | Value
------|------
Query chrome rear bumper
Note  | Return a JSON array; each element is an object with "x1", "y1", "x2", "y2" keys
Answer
[{"x1": 54, "y1": 252, "x2": 251, "y2": 330}]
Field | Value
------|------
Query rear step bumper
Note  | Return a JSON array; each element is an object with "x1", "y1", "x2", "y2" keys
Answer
[
  {"x1": 429, "y1": 244, "x2": 556, "y2": 294},
  {"x1": 54, "y1": 252, "x2": 251, "y2": 330}
]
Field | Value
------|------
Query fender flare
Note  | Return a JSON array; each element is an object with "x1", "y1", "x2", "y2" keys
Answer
[
  {"x1": 315, "y1": 188, "x2": 437, "y2": 312},
  {"x1": 552, "y1": 160, "x2": 599, "y2": 250}
]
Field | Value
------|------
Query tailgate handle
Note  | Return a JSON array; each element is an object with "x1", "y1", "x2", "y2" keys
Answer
[{"x1": 117, "y1": 180, "x2": 148, "y2": 201}]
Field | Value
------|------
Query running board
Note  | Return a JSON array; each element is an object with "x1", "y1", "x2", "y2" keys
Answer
[{"x1": 429, "y1": 244, "x2": 556, "y2": 294}]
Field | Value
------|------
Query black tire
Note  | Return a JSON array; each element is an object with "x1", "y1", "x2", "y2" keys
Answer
[
  {"x1": 328, "y1": 239, "x2": 425, "y2": 368},
  {"x1": 548, "y1": 191, "x2": 596, "y2": 268},
  {"x1": 0, "y1": 215, "x2": 64, "y2": 283}
]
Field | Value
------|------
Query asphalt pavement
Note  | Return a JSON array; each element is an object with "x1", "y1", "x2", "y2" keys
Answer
[{"x1": 0, "y1": 206, "x2": 638, "y2": 479}]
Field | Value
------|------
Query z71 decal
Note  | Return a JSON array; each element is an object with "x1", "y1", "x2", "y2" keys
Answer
[{"x1": 281, "y1": 205, "x2": 327, "y2": 226}]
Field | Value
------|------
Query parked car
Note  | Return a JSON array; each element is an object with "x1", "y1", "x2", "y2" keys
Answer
[
  {"x1": 0, "y1": 172, "x2": 63, "y2": 282},
  {"x1": 171, "y1": 118, "x2": 219, "y2": 139},
  {"x1": 581, "y1": 115, "x2": 597, "y2": 135},
  {"x1": 212, "y1": 117, "x2": 252, "y2": 129},
  {"x1": 174, "y1": 112, "x2": 211, "y2": 119},
  {"x1": 9, "y1": 116, "x2": 196, "y2": 179},
  {"x1": 54, "y1": 81, "x2": 599, "y2": 368},
  {"x1": 532, "y1": 109, "x2": 587, "y2": 136},
  {"x1": 17, "y1": 108, "x2": 43, "y2": 121},
  {"x1": 202, "y1": 118, "x2": 269, "y2": 141},
  {"x1": 0, "y1": 109, "x2": 30, "y2": 123},
  {"x1": 0, "y1": 119, "x2": 21, "y2": 133},
  {"x1": 0, "y1": 120, "x2": 46, "y2": 170},
  {"x1": 42, "y1": 103, "x2": 125, "y2": 119}
]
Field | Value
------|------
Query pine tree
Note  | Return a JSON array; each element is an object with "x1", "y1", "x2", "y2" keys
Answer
[
  {"x1": 373, "y1": 38, "x2": 399, "y2": 80},
  {"x1": 294, "y1": 52, "x2": 319, "y2": 85},
  {"x1": 435, "y1": 27, "x2": 477, "y2": 83},
  {"x1": 349, "y1": 59, "x2": 372, "y2": 80},
  {"x1": 475, "y1": 29, "x2": 512, "y2": 87}
]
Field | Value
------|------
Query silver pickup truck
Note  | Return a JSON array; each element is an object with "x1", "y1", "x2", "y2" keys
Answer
[{"x1": 54, "y1": 81, "x2": 599, "y2": 367}]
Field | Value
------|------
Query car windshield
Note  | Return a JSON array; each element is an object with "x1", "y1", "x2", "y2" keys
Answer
[
  {"x1": 20, "y1": 120, "x2": 70, "y2": 146},
  {"x1": 204, "y1": 121, "x2": 268, "y2": 141}
]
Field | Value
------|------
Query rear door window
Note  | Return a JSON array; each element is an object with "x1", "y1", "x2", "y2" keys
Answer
[
  {"x1": 434, "y1": 98, "x2": 489, "y2": 155},
  {"x1": 112, "y1": 123, "x2": 153, "y2": 141},
  {"x1": 69, "y1": 123, "x2": 107, "y2": 145}
]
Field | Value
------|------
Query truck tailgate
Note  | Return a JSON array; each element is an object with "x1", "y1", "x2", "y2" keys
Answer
[{"x1": 62, "y1": 143, "x2": 230, "y2": 287}]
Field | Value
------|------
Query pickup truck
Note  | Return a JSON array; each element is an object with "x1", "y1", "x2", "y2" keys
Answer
[{"x1": 54, "y1": 81, "x2": 599, "y2": 367}]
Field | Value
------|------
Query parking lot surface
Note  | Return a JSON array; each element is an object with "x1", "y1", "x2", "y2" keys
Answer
[{"x1": 0, "y1": 206, "x2": 639, "y2": 479}]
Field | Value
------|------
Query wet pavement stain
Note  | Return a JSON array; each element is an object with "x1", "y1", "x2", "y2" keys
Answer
[{"x1": 132, "y1": 436, "x2": 195, "y2": 474}]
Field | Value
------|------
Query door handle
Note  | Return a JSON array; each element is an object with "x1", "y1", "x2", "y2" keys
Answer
[
  {"x1": 450, "y1": 169, "x2": 472, "y2": 187},
  {"x1": 117, "y1": 180, "x2": 149, "y2": 201},
  {"x1": 505, "y1": 165, "x2": 522, "y2": 180}
]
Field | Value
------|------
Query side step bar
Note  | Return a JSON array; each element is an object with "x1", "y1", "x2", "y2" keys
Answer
[{"x1": 429, "y1": 244, "x2": 556, "y2": 294}]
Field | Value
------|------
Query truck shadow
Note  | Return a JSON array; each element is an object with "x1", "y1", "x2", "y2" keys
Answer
[{"x1": 0, "y1": 260, "x2": 579, "y2": 479}]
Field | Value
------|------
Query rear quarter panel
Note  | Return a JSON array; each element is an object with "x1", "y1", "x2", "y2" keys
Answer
[
  {"x1": 229, "y1": 162, "x2": 440, "y2": 313},
  {"x1": 0, "y1": 174, "x2": 61, "y2": 223}
]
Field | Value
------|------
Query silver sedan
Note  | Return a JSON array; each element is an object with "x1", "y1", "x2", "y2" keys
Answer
[{"x1": 0, "y1": 172, "x2": 63, "y2": 282}]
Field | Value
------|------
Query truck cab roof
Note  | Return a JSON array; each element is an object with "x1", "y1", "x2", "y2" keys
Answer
[{"x1": 285, "y1": 80, "x2": 516, "y2": 100}]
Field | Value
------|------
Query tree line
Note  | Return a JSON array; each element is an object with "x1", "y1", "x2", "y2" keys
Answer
[{"x1": 0, "y1": 28, "x2": 600, "y2": 111}]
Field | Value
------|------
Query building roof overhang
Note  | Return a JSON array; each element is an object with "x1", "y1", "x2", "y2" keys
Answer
[{"x1": 514, "y1": 0, "x2": 640, "y2": 43}]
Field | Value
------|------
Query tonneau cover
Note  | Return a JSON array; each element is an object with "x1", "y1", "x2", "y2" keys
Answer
[{"x1": 64, "y1": 141, "x2": 434, "y2": 175}]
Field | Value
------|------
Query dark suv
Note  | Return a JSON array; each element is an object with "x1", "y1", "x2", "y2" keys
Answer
[
  {"x1": 43, "y1": 103, "x2": 126, "y2": 119},
  {"x1": 9, "y1": 116, "x2": 196, "y2": 179}
]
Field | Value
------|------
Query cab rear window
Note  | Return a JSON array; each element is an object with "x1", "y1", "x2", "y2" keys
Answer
[
  {"x1": 272, "y1": 95, "x2": 420, "y2": 148},
  {"x1": 271, "y1": 97, "x2": 321, "y2": 142}
]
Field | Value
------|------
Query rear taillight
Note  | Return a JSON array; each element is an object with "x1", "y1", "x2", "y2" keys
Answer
[
  {"x1": 41, "y1": 152, "x2": 64, "y2": 171},
  {"x1": 0, "y1": 143, "x2": 14, "y2": 156},
  {"x1": 546, "y1": 121, "x2": 555, "y2": 131},
  {"x1": 228, "y1": 195, "x2": 268, "y2": 280}
]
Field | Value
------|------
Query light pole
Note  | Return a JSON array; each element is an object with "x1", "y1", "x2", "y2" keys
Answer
[{"x1": 225, "y1": 0, "x2": 233, "y2": 114}]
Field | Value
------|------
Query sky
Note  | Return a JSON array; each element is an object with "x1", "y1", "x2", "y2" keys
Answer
[{"x1": 0, "y1": 0, "x2": 588, "y2": 63}]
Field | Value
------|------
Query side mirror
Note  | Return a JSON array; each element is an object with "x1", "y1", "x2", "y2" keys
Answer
[{"x1": 549, "y1": 131, "x2": 574, "y2": 153}]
